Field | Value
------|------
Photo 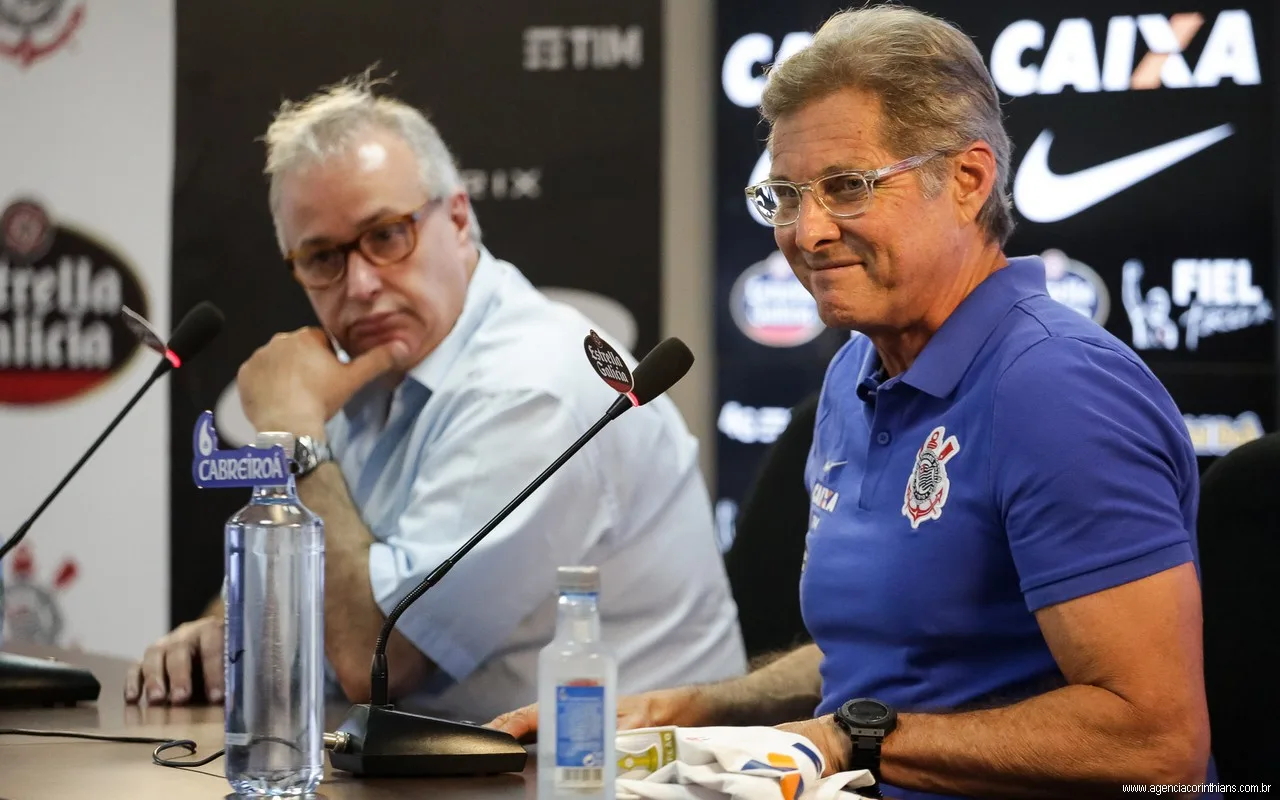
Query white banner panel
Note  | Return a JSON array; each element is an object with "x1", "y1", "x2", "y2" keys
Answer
[{"x1": 0, "y1": 0, "x2": 174, "y2": 659}]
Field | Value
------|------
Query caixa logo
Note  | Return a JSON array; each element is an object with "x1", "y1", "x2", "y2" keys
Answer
[
  {"x1": 721, "y1": 32, "x2": 813, "y2": 226},
  {"x1": 990, "y1": 10, "x2": 1260, "y2": 96},
  {"x1": 729, "y1": 251, "x2": 824, "y2": 348},
  {"x1": 1042, "y1": 249, "x2": 1109, "y2": 325},
  {"x1": 721, "y1": 32, "x2": 812, "y2": 109},
  {"x1": 0, "y1": 198, "x2": 148, "y2": 404}
]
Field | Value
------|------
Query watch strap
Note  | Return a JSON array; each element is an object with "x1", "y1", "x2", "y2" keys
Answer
[
  {"x1": 293, "y1": 435, "x2": 332, "y2": 477},
  {"x1": 834, "y1": 700, "x2": 893, "y2": 798}
]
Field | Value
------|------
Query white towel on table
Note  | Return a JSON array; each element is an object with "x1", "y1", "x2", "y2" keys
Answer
[{"x1": 614, "y1": 726, "x2": 877, "y2": 800}]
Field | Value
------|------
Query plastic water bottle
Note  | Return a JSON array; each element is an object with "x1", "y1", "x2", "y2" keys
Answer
[
  {"x1": 223, "y1": 432, "x2": 325, "y2": 797},
  {"x1": 537, "y1": 566, "x2": 617, "y2": 800}
]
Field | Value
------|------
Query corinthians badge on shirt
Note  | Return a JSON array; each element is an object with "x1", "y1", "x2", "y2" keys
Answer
[{"x1": 902, "y1": 425, "x2": 961, "y2": 529}]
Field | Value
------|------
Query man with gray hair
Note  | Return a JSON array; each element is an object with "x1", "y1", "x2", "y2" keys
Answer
[
  {"x1": 492, "y1": 6, "x2": 1218, "y2": 798},
  {"x1": 124, "y1": 74, "x2": 746, "y2": 720}
]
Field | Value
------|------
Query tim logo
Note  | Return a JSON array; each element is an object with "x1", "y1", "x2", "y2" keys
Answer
[
  {"x1": 810, "y1": 482, "x2": 838, "y2": 513},
  {"x1": 990, "y1": 10, "x2": 1260, "y2": 95},
  {"x1": 0, "y1": 0, "x2": 85, "y2": 69},
  {"x1": 523, "y1": 25, "x2": 643, "y2": 71}
]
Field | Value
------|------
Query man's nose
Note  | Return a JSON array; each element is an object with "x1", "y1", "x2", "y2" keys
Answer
[
  {"x1": 793, "y1": 193, "x2": 840, "y2": 252},
  {"x1": 344, "y1": 250, "x2": 382, "y2": 301}
]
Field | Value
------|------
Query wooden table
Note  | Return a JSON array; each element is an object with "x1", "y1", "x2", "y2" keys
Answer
[{"x1": 0, "y1": 643, "x2": 534, "y2": 800}]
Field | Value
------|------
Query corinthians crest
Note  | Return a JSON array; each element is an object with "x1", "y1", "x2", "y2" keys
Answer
[
  {"x1": 902, "y1": 425, "x2": 961, "y2": 529},
  {"x1": 0, "y1": 0, "x2": 85, "y2": 68}
]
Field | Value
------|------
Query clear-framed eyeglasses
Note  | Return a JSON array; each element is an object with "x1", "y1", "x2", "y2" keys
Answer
[{"x1": 744, "y1": 153, "x2": 938, "y2": 227}]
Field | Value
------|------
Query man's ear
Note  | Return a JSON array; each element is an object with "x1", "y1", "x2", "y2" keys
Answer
[
  {"x1": 448, "y1": 191, "x2": 473, "y2": 246},
  {"x1": 950, "y1": 141, "x2": 997, "y2": 226}
]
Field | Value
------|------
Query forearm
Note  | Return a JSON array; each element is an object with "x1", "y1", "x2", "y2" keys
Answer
[
  {"x1": 297, "y1": 462, "x2": 429, "y2": 700},
  {"x1": 878, "y1": 685, "x2": 1207, "y2": 798},
  {"x1": 696, "y1": 643, "x2": 824, "y2": 726}
]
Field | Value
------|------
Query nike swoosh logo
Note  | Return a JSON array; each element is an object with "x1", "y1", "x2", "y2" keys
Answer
[
  {"x1": 823, "y1": 460, "x2": 847, "y2": 473},
  {"x1": 1013, "y1": 124, "x2": 1234, "y2": 223}
]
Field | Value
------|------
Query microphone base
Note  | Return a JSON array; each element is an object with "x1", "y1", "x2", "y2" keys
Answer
[
  {"x1": 0, "y1": 652, "x2": 100, "y2": 708},
  {"x1": 328, "y1": 703, "x2": 528, "y2": 777}
]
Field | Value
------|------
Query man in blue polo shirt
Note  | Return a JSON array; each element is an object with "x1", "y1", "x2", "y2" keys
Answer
[{"x1": 491, "y1": 5, "x2": 1217, "y2": 798}]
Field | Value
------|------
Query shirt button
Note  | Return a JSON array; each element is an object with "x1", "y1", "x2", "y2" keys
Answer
[{"x1": 876, "y1": 431, "x2": 891, "y2": 446}]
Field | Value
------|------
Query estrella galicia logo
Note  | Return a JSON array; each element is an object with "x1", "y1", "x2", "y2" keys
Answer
[
  {"x1": 191, "y1": 410, "x2": 289, "y2": 489},
  {"x1": 729, "y1": 251, "x2": 824, "y2": 348},
  {"x1": 1042, "y1": 249, "x2": 1109, "y2": 325},
  {"x1": 0, "y1": 198, "x2": 150, "y2": 405}
]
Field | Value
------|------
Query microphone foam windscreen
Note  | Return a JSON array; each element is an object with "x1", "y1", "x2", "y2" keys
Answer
[
  {"x1": 168, "y1": 301, "x2": 225, "y2": 362},
  {"x1": 631, "y1": 337, "x2": 694, "y2": 406}
]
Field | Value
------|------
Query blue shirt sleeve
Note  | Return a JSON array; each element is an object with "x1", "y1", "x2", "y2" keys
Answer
[
  {"x1": 990, "y1": 336, "x2": 1198, "y2": 612},
  {"x1": 366, "y1": 385, "x2": 615, "y2": 683}
]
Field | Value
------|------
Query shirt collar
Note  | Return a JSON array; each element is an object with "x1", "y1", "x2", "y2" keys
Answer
[
  {"x1": 406, "y1": 245, "x2": 501, "y2": 393},
  {"x1": 896, "y1": 255, "x2": 1048, "y2": 398}
]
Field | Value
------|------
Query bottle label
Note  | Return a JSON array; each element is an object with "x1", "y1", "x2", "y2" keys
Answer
[
  {"x1": 191, "y1": 411, "x2": 290, "y2": 488},
  {"x1": 554, "y1": 682, "x2": 606, "y2": 788}
]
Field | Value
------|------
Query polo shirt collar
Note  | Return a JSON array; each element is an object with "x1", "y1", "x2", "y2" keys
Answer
[{"x1": 888, "y1": 255, "x2": 1048, "y2": 398}]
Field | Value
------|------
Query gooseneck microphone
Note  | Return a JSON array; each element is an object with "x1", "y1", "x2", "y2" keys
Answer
[
  {"x1": 0, "y1": 302, "x2": 225, "y2": 562},
  {"x1": 370, "y1": 335, "x2": 694, "y2": 706},
  {"x1": 327, "y1": 337, "x2": 696, "y2": 778}
]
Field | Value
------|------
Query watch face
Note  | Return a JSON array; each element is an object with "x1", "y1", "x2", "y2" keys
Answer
[{"x1": 846, "y1": 699, "x2": 890, "y2": 726}]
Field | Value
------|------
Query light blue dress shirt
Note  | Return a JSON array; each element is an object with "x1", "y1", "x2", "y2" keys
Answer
[{"x1": 324, "y1": 247, "x2": 746, "y2": 720}]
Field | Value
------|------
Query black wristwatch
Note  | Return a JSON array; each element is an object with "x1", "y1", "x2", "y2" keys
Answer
[{"x1": 833, "y1": 698, "x2": 897, "y2": 796}]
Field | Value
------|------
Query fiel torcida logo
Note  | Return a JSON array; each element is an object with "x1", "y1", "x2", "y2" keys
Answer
[{"x1": 0, "y1": 198, "x2": 148, "y2": 404}]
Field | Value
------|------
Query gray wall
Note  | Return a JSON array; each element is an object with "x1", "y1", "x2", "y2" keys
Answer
[{"x1": 662, "y1": 0, "x2": 716, "y2": 482}]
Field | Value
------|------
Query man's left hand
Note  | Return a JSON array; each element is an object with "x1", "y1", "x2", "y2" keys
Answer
[
  {"x1": 776, "y1": 714, "x2": 850, "y2": 777},
  {"x1": 237, "y1": 327, "x2": 408, "y2": 438}
]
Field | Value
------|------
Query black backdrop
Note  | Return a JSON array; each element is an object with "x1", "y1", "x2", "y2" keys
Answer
[
  {"x1": 168, "y1": 0, "x2": 663, "y2": 625},
  {"x1": 714, "y1": 0, "x2": 1278, "y2": 543}
]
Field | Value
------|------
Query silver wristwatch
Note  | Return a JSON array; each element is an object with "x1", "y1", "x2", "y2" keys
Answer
[{"x1": 293, "y1": 435, "x2": 333, "y2": 477}]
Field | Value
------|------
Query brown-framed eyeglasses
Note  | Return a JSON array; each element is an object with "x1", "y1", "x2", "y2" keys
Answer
[{"x1": 285, "y1": 198, "x2": 440, "y2": 289}]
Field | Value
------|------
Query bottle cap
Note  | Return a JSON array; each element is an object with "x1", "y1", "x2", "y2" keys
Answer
[{"x1": 557, "y1": 565, "x2": 600, "y2": 594}]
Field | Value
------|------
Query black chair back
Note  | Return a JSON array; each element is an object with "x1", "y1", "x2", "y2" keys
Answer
[
  {"x1": 1198, "y1": 433, "x2": 1280, "y2": 782},
  {"x1": 723, "y1": 392, "x2": 819, "y2": 662}
]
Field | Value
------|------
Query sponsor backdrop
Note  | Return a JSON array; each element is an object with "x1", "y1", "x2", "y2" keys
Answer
[
  {"x1": 167, "y1": 0, "x2": 663, "y2": 626},
  {"x1": 0, "y1": 0, "x2": 662, "y2": 648},
  {"x1": 714, "y1": 1, "x2": 1276, "y2": 547},
  {"x1": 0, "y1": 1, "x2": 174, "y2": 658}
]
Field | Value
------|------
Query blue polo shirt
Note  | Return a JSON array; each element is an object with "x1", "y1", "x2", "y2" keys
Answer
[{"x1": 800, "y1": 256, "x2": 1217, "y2": 799}]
